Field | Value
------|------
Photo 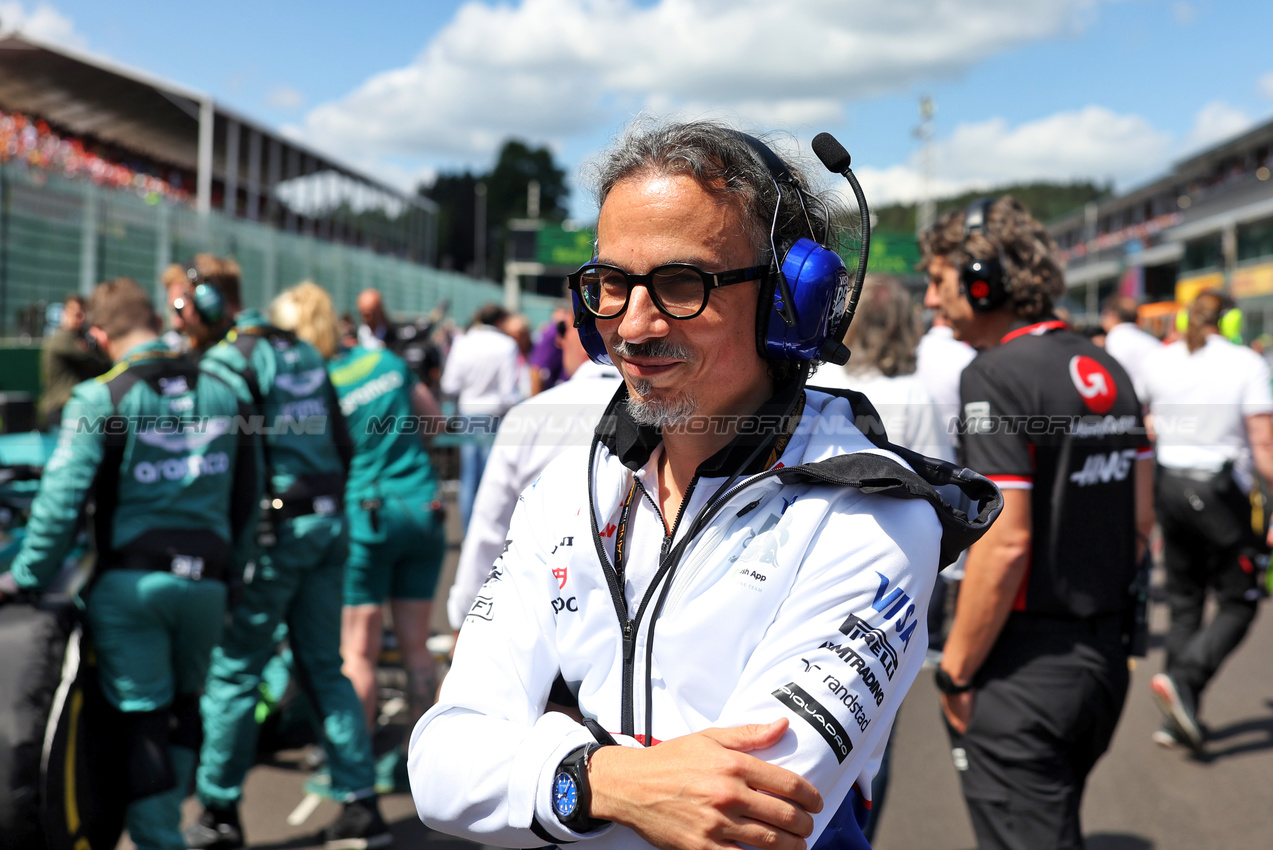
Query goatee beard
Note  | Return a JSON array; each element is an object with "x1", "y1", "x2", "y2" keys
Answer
[{"x1": 613, "y1": 338, "x2": 697, "y2": 429}]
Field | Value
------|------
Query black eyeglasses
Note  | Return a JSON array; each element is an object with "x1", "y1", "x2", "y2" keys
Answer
[{"x1": 567, "y1": 262, "x2": 770, "y2": 321}]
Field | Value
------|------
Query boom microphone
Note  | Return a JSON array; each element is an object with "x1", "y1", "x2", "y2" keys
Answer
[
  {"x1": 811, "y1": 131, "x2": 870, "y2": 353},
  {"x1": 812, "y1": 133, "x2": 852, "y2": 175}
]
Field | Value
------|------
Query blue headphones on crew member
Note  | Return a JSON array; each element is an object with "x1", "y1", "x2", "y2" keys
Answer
[
  {"x1": 572, "y1": 132, "x2": 857, "y2": 367},
  {"x1": 960, "y1": 198, "x2": 1012, "y2": 313}
]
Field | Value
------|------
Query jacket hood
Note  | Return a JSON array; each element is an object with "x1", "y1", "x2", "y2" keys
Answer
[
  {"x1": 787, "y1": 386, "x2": 1000, "y2": 568},
  {"x1": 594, "y1": 380, "x2": 1001, "y2": 568}
]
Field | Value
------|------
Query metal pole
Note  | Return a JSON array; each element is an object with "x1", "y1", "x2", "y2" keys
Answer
[
  {"x1": 528, "y1": 179, "x2": 540, "y2": 219},
  {"x1": 1222, "y1": 223, "x2": 1238, "y2": 289},
  {"x1": 247, "y1": 128, "x2": 262, "y2": 221},
  {"x1": 914, "y1": 95, "x2": 936, "y2": 236},
  {"x1": 266, "y1": 138, "x2": 281, "y2": 224},
  {"x1": 80, "y1": 183, "x2": 98, "y2": 295},
  {"x1": 224, "y1": 119, "x2": 240, "y2": 216},
  {"x1": 155, "y1": 202, "x2": 171, "y2": 306},
  {"x1": 196, "y1": 98, "x2": 214, "y2": 215}
]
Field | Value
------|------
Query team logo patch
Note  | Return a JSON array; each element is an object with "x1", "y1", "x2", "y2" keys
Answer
[
  {"x1": 553, "y1": 565, "x2": 568, "y2": 589},
  {"x1": 772, "y1": 682, "x2": 852, "y2": 763},
  {"x1": 275, "y1": 368, "x2": 327, "y2": 397},
  {"x1": 1068, "y1": 355, "x2": 1117, "y2": 414},
  {"x1": 468, "y1": 594, "x2": 495, "y2": 621},
  {"x1": 135, "y1": 417, "x2": 231, "y2": 452},
  {"x1": 158, "y1": 376, "x2": 189, "y2": 396}
]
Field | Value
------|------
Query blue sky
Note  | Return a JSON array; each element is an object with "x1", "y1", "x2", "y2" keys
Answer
[{"x1": 5, "y1": 0, "x2": 1273, "y2": 220}]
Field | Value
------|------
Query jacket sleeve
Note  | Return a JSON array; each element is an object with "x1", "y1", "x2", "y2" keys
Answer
[
  {"x1": 46, "y1": 331, "x2": 110, "y2": 377},
  {"x1": 446, "y1": 410, "x2": 531, "y2": 630},
  {"x1": 325, "y1": 376, "x2": 355, "y2": 475},
  {"x1": 409, "y1": 487, "x2": 611, "y2": 846},
  {"x1": 439, "y1": 337, "x2": 465, "y2": 397},
  {"x1": 709, "y1": 486, "x2": 940, "y2": 843},
  {"x1": 8, "y1": 384, "x2": 109, "y2": 590}
]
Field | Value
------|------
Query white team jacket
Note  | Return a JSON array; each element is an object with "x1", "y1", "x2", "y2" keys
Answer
[{"x1": 410, "y1": 387, "x2": 997, "y2": 848}]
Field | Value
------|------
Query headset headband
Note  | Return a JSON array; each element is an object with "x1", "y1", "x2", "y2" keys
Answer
[{"x1": 963, "y1": 197, "x2": 994, "y2": 237}]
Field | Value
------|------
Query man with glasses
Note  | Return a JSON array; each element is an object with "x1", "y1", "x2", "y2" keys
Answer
[{"x1": 409, "y1": 120, "x2": 996, "y2": 849}]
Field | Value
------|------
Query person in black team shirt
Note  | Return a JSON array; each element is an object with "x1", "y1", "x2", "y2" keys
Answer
[{"x1": 922, "y1": 197, "x2": 1156, "y2": 850}]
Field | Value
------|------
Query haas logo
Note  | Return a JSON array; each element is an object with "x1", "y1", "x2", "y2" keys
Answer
[{"x1": 1068, "y1": 356, "x2": 1117, "y2": 414}]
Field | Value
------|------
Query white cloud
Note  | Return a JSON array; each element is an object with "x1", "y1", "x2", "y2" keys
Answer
[
  {"x1": 1172, "y1": 2, "x2": 1195, "y2": 24},
  {"x1": 296, "y1": 0, "x2": 1101, "y2": 166},
  {"x1": 265, "y1": 84, "x2": 306, "y2": 111},
  {"x1": 1258, "y1": 71, "x2": 1273, "y2": 100},
  {"x1": 0, "y1": 2, "x2": 87, "y2": 50},
  {"x1": 1179, "y1": 101, "x2": 1252, "y2": 155},
  {"x1": 936, "y1": 107, "x2": 1171, "y2": 185},
  {"x1": 853, "y1": 163, "x2": 971, "y2": 208},
  {"x1": 855, "y1": 106, "x2": 1171, "y2": 206}
]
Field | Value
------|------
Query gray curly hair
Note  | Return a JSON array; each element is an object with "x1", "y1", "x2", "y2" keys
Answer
[{"x1": 584, "y1": 118, "x2": 844, "y2": 386}]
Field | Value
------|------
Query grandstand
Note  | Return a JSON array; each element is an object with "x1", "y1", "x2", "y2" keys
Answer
[
  {"x1": 0, "y1": 31, "x2": 557, "y2": 342},
  {"x1": 1049, "y1": 115, "x2": 1273, "y2": 335}
]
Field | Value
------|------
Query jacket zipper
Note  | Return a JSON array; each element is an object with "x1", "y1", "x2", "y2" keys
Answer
[
  {"x1": 615, "y1": 472, "x2": 697, "y2": 736},
  {"x1": 585, "y1": 438, "x2": 783, "y2": 740},
  {"x1": 636, "y1": 468, "x2": 788, "y2": 743}
]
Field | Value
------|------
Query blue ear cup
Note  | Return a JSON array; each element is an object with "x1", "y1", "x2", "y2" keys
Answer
[
  {"x1": 570, "y1": 289, "x2": 613, "y2": 366},
  {"x1": 762, "y1": 237, "x2": 849, "y2": 362},
  {"x1": 192, "y1": 282, "x2": 225, "y2": 325},
  {"x1": 729, "y1": 131, "x2": 852, "y2": 365}
]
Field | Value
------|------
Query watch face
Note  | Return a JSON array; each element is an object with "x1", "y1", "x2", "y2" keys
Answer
[{"x1": 553, "y1": 771, "x2": 579, "y2": 819}]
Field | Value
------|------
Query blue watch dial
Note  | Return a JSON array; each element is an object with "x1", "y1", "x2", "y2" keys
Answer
[{"x1": 553, "y1": 771, "x2": 579, "y2": 818}]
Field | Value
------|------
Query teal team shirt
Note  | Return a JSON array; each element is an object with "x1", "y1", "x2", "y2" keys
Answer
[
  {"x1": 327, "y1": 345, "x2": 437, "y2": 503},
  {"x1": 10, "y1": 339, "x2": 248, "y2": 589},
  {"x1": 200, "y1": 308, "x2": 347, "y2": 498}
]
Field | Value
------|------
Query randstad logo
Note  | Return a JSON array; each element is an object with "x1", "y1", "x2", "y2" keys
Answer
[{"x1": 133, "y1": 452, "x2": 229, "y2": 483}]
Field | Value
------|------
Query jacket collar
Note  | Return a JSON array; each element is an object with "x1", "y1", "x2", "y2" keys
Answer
[
  {"x1": 596, "y1": 379, "x2": 805, "y2": 477},
  {"x1": 119, "y1": 337, "x2": 172, "y2": 362},
  {"x1": 1001, "y1": 317, "x2": 1067, "y2": 345}
]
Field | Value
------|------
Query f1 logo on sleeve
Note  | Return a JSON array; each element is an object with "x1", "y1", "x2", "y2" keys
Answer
[{"x1": 1069, "y1": 355, "x2": 1117, "y2": 414}]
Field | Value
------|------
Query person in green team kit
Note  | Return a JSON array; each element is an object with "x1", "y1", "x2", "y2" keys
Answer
[
  {"x1": 272, "y1": 281, "x2": 447, "y2": 793},
  {"x1": 0, "y1": 278, "x2": 256, "y2": 850},
  {"x1": 175, "y1": 256, "x2": 392, "y2": 850}
]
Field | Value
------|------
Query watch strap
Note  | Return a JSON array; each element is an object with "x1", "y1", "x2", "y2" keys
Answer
[
  {"x1": 530, "y1": 817, "x2": 569, "y2": 845},
  {"x1": 583, "y1": 717, "x2": 618, "y2": 747},
  {"x1": 554, "y1": 743, "x2": 611, "y2": 833},
  {"x1": 935, "y1": 667, "x2": 974, "y2": 695}
]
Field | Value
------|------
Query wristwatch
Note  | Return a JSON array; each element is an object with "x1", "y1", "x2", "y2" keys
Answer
[
  {"x1": 934, "y1": 667, "x2": 974, "y2": 695},
  {"x1": 551, "y1": 743, "x2": 610, "y2": 833}
]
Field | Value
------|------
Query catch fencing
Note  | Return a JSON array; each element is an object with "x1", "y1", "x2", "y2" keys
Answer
[{"x1": 0, "y1": 161, "x2": 557, "y2": 337}]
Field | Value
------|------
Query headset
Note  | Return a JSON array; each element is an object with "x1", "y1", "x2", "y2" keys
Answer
[
  {"x1": 1175, "y1": 298, "x2": 1244, "y2": 343},
  {"x1": 181, "y1": 265, "x2": 226, "y2": 325},
  {"x1": 960, "y1": 198, "x2": 1012, "y2": 312},
  {"x1": 572, "y1": 130, "x2": 868, "y2": 368}
]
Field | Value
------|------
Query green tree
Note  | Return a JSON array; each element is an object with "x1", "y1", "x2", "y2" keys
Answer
[
  {"x1": 423, "y1": 170, "x2": 479, "y2": 273},
  {"x1": 419, "y1": 139, "x2": 569, "y2": 280},
  {"x1": 873, "y1": 180, "x2": 1113, "y2": 234},
  {"x1": 486, "y1": 139, "x2": 568, "y2": 224}
]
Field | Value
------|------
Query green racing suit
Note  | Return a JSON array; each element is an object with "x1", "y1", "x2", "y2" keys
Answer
[
  {"x1": 195, "y1": 308, "x2": 376, "y2": 808},
  {"x1": 3, "y1": 339, "x2": 255, "y2": 850}
]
